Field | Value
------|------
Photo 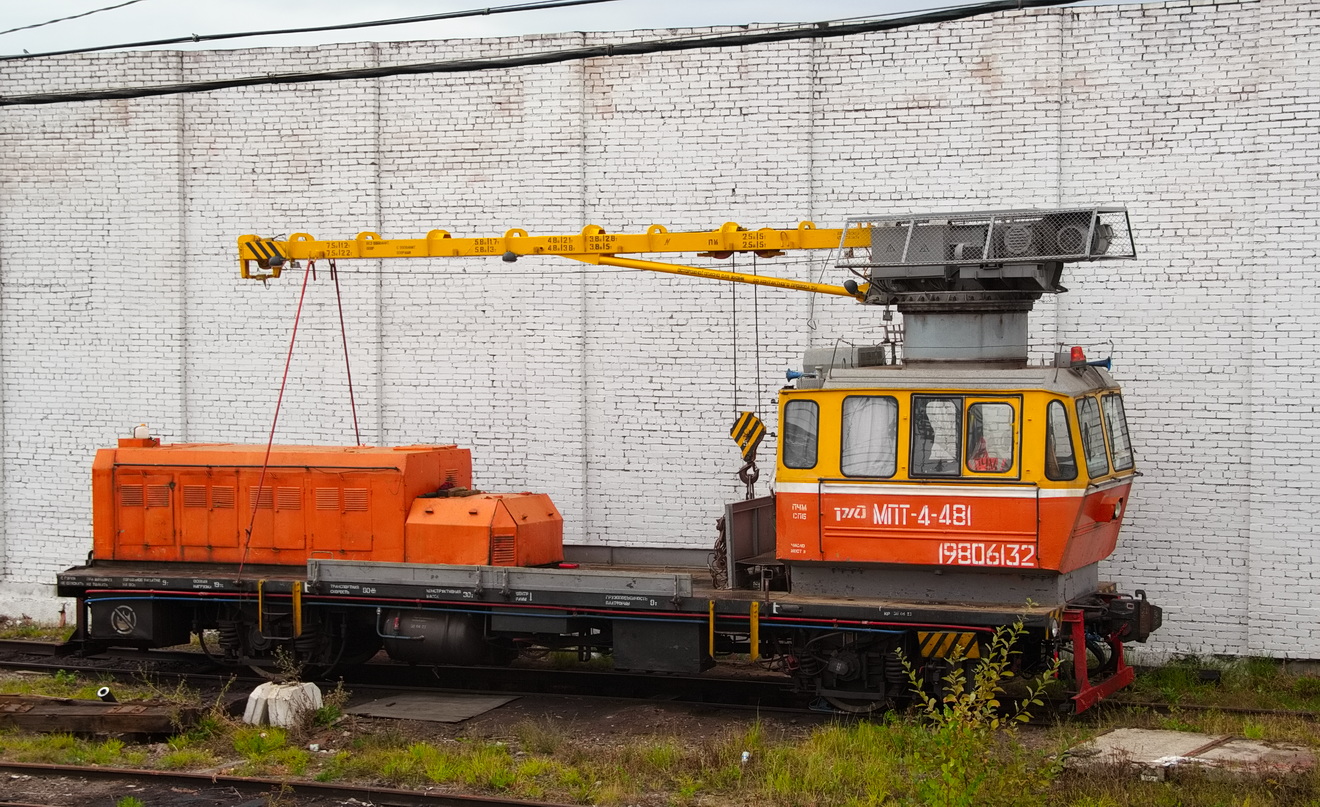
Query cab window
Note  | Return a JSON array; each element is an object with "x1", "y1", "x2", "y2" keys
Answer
[
  {"x1": 966, "y1": 402, "x2": 1015, "y2": 473},
  {"x1": 1102, "y1": 394, "x2": 1134, "y2": 471},
  {"x1": 910, "y1": 396, "x2": 962, "y2": 477},
  {"x1": 1045, "y1": 400, "x2": 1078, "y2": 481},
  {"x1": 782, "y1": 400, "x2": 819, "y2": 469},
  {"x1": 1076, "y1": 396, "x2": 1110, "y2": 478},
  {"x1": 840, "y1": 396, "x2": 898, "y2": 477}
]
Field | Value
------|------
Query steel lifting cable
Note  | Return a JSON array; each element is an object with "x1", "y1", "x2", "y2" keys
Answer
[
  {"x1": 239, "y1": 258, "x2": 316, "y2": 575},
  {"x1": 752, "y1": 254, "x2": 762, "y2": 419},
  {"x1": 330, "y1": 258, "x2": 363, "y2": 445},
  {"x1": 730, "y1": 256, "x2": 738, "y2": 417}
]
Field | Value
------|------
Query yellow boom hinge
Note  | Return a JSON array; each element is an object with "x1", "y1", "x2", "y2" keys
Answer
[{"x1": 237, "y1": 222, "x2": 871, "y2": 300}]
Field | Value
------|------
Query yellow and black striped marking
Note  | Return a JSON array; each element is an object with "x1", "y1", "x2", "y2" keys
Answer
[
  {"x1": 244, "y1": 239, "x2": 286, "y2": 266},
  {"x1": 917, "y1": 631, "x2": 981, "y2": 659},
  {"x1": 730, "y1": 411, "x2": 766, "y2": 461}
]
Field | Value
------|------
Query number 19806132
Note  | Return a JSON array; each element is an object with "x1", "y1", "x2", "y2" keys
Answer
[{"x1": 938, "y1": 542, "x2": 1036, "y2": 567}]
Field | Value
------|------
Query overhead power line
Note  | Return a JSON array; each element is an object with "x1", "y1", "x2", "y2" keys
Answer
[
  {"x1": 0, "y1": 0, "x2": 1084, "y2": 107},
  {"x1": 0, "y1": 0, "x2": 619, "y2": 61},
  {"x1": 0, "y1": 0, "x2": 152, "y2": 38}
]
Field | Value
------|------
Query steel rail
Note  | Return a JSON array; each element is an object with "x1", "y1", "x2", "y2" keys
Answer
[
  {"x1": 0, "y1": 639, "x2": 808, "y2": 711},
  {"x1": 14, "y1": 639, "x2": 1315, "y2": 721},
  {"x1": 1094, "y1": 699, "x2": 1320, "y2": 722},
  {"x1": 0, "y1": 761, "x2": 569, "y2": 806}
]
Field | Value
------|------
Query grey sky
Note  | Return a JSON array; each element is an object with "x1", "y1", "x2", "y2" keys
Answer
[{"x1": 2, "y1": 0, "x2": 1159, "y2": 56}]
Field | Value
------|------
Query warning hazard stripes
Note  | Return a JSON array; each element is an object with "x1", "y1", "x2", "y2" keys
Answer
[
  {"x1": 730, "y1": 412, "x2": 766, "y2": 462},
  {"x1": 917, "y1": 631, "x2": 981, "y2": 659},
  {"x1": 244, "y1": 239, "x2": 286, "y2": 265}
]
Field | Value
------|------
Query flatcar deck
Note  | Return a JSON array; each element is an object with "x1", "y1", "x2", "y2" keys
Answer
[{"x1": 58, "y1": 558, "x2": 1070, "y2": 633}]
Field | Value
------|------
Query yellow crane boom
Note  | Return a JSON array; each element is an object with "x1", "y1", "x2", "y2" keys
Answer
[{"x1": 237, "y1": 221, "x2": 870, "y2": 300}]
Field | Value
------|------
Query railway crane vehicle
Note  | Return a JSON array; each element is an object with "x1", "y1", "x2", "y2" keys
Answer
[{"x1": 57, "y1": 207, "x2": 1161, "y2": 713}]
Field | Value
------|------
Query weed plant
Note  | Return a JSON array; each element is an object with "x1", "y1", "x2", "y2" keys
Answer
[
  {"x1": 0, "y1": 731, "x2": 146, "y2": 767},
  {"x1": 1127, "y1": 654, "x2": 1320, "y2": 712},
  {"x1": 5, "y1": 645, "x2": 1320, "y2": 805},
  {"x1": 0, "y1": 668, "x2": 156, "y2": 702},
  {"x1": 0, "y1": 616, "x2": 73, "y2": 642},
  {"x1": 231, "y1": 725, "x2": 311, "y2": 776}
]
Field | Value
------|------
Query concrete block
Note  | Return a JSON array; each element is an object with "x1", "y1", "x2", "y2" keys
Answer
[{"x1": 242, "y1": 682, "x2": 324, "y2": 728}]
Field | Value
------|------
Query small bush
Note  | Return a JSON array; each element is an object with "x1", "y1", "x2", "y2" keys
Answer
[
  {"x1": 160, "y1": 747, "x2": 216, "y2": 770},
  {"x1": 232, "y1": 726, "x2": 288, "y2": 759},
  {"x1": 1294, "y1": 676, "x2": 1320, "y2": 697},
  {"x1": 311, "y1": 679, "x2": 350, "y2": 728},
  {"x1": 514, "y1": 717, "x2": 567, "y2": 754}
]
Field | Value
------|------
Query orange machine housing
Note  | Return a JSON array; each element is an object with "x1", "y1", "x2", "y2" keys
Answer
[
  {"x1": 92, "y1": 440, "x2": 561, "y2": 567},
  {"x1": 404, "y1": 494, "x2": 564, "y2": 566}
]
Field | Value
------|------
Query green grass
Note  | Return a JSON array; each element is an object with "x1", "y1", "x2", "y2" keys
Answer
[
  {"x1": 0, "y1": 731, "x2": 146, "y2": 767},
  {"x1": 1125, "y1": 655, "x2": 1320, "y2": 712},
  {"x1": 2, "y1": 656, "x2": 1320, "y2": 805},
  {"x1": 0, "y1": 617, "x2": 73, "y2": 642},
  {"x1": 0, "y1": 668, "x2": 197, "y2": 706}
]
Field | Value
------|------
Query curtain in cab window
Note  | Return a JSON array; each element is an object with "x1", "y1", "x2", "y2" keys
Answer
[
  {"x1": 1076, "y1": 397, "x2": 1110, "y2": 478},
  {"x1": 1045, "y1": 400, "x2": 1079, "y2": 480},
  {"x1": 966, "y1": 402, "x2": 1014, "y2": 472},
  {"x1": 1102, "y1": 394, "x2": 1134, "y2": 471},
  {"x1": 782, "y1": 400, "x2": 819, "y2": 469},
  {"x1": 910, "y1": 396, "x2": 961, "y2": 476},
  {"x1": 841, "y1": 396, "x2": 898, "y2": 477}
]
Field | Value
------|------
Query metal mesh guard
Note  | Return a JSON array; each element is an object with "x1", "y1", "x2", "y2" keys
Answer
[{"x1": 838, "y1": 207, "x2": 1134, "y2": 268}]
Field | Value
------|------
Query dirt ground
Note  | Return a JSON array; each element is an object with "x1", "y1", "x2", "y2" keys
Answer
[{"x1": 0, "y1": 680, "x2": 834, "y2": 806}]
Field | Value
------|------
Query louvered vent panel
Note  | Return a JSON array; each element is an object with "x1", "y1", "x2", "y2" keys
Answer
[
  {"x1": 315, "y1": 488, "x2": 339, "y2": 511},
  {"x1": 249, "y1": 487, "x2": 274, "y2": 510},
  {"x1": 276, "y1": 487, "x2": 302, "y2": 510},
  {"x1": 492, "y1": 535, "x2": 516, "y2": 566},
  {"x1": 147, "y1": 485, "x2": 172, "y2": 508},
  {"x1": 120, "y1": 485, "x2": 144, "y2": 507},
  {"x1": 212, "y1": 486, "x2": 235, "y2": 509},
  {"x1": 343, "y1": 488, "x2": 369, "y2": 512},
  {"x1": 183, "y1": 485, "x2": 208, "y2": 509}
]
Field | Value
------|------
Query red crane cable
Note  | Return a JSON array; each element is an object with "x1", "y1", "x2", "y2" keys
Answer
[
  {"x1": 238, "y1": 258, "x2": 315, "y2": 575},
  {"x1": 330, "y1": 258, "x2": 363, "y2": 445}
]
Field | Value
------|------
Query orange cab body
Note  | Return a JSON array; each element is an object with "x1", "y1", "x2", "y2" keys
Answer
[{"x1": 774, "y1": 365, "x2": 1135, "y2": 574}]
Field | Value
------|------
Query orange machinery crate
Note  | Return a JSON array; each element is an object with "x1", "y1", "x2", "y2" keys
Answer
[
  {"x1": 405, "y1": 494, "x2": 564, "y2": 566},
  {"x1": 92, "y1": 439, "x2": 563, "y2": 567}
]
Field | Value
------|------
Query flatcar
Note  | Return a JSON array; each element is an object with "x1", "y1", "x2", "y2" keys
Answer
[{"x1": 57, "y1": 207, "x2": 1162, "y2": 713}]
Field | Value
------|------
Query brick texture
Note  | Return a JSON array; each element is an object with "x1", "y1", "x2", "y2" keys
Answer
[{"x1": 0, "y1": 0, "x2": 1313, "y2": 658}]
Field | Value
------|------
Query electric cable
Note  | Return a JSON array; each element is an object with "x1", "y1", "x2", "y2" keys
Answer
[
  {"x1": 0, "y1": 0, "x2": 619, "y2": 61},
  {"x1": 0, "y1": 0, "x2": 1085, "y2": 106},
  {"x1": 0, "y1": 0, "x2": 151, "y2": 38}
]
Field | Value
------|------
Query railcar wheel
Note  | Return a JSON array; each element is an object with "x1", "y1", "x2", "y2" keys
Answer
[
  {"x1": 1061, "y1": 634, "x2": 1116, "y2": 680},
  {"x1": 248, "y1": 663, "x2": 283, "y2": 681},
  {"x1": 824, "y1": 695, "x2": 887, "y2": 714},
  {"x1": 799, "y1": 631, "x2": 898, "y2": 714},
  {"x1": 336, "y1": 635, "x2": 383, "y2": 668}
]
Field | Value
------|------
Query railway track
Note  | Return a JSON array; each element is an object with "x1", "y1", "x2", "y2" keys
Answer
[
  {"x1": 0, "y1": 638, "x2": 807, "y2": 712},
  {"x1": 8, "y1": 639, "x2": 1314, "y2": 723},
  {"x1": 0, "y1": 761, "x2": 566, "y2": 807},
  {"x1": 1091, "y1": 699, "x2": 1320, "y2": 722}
]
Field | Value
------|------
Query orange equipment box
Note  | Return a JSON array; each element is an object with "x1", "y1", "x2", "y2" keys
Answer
[
  {"x1": 404, "y1": 493, "x2": 564, "y2": 567},
  {"x1": 92, "y1": 440, "x2": 478, "y2": 566}
]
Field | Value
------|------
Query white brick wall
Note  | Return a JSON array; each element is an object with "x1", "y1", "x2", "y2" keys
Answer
[{"x1": 1, "y1": 0, "x2": 1315, "y2": 658}]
